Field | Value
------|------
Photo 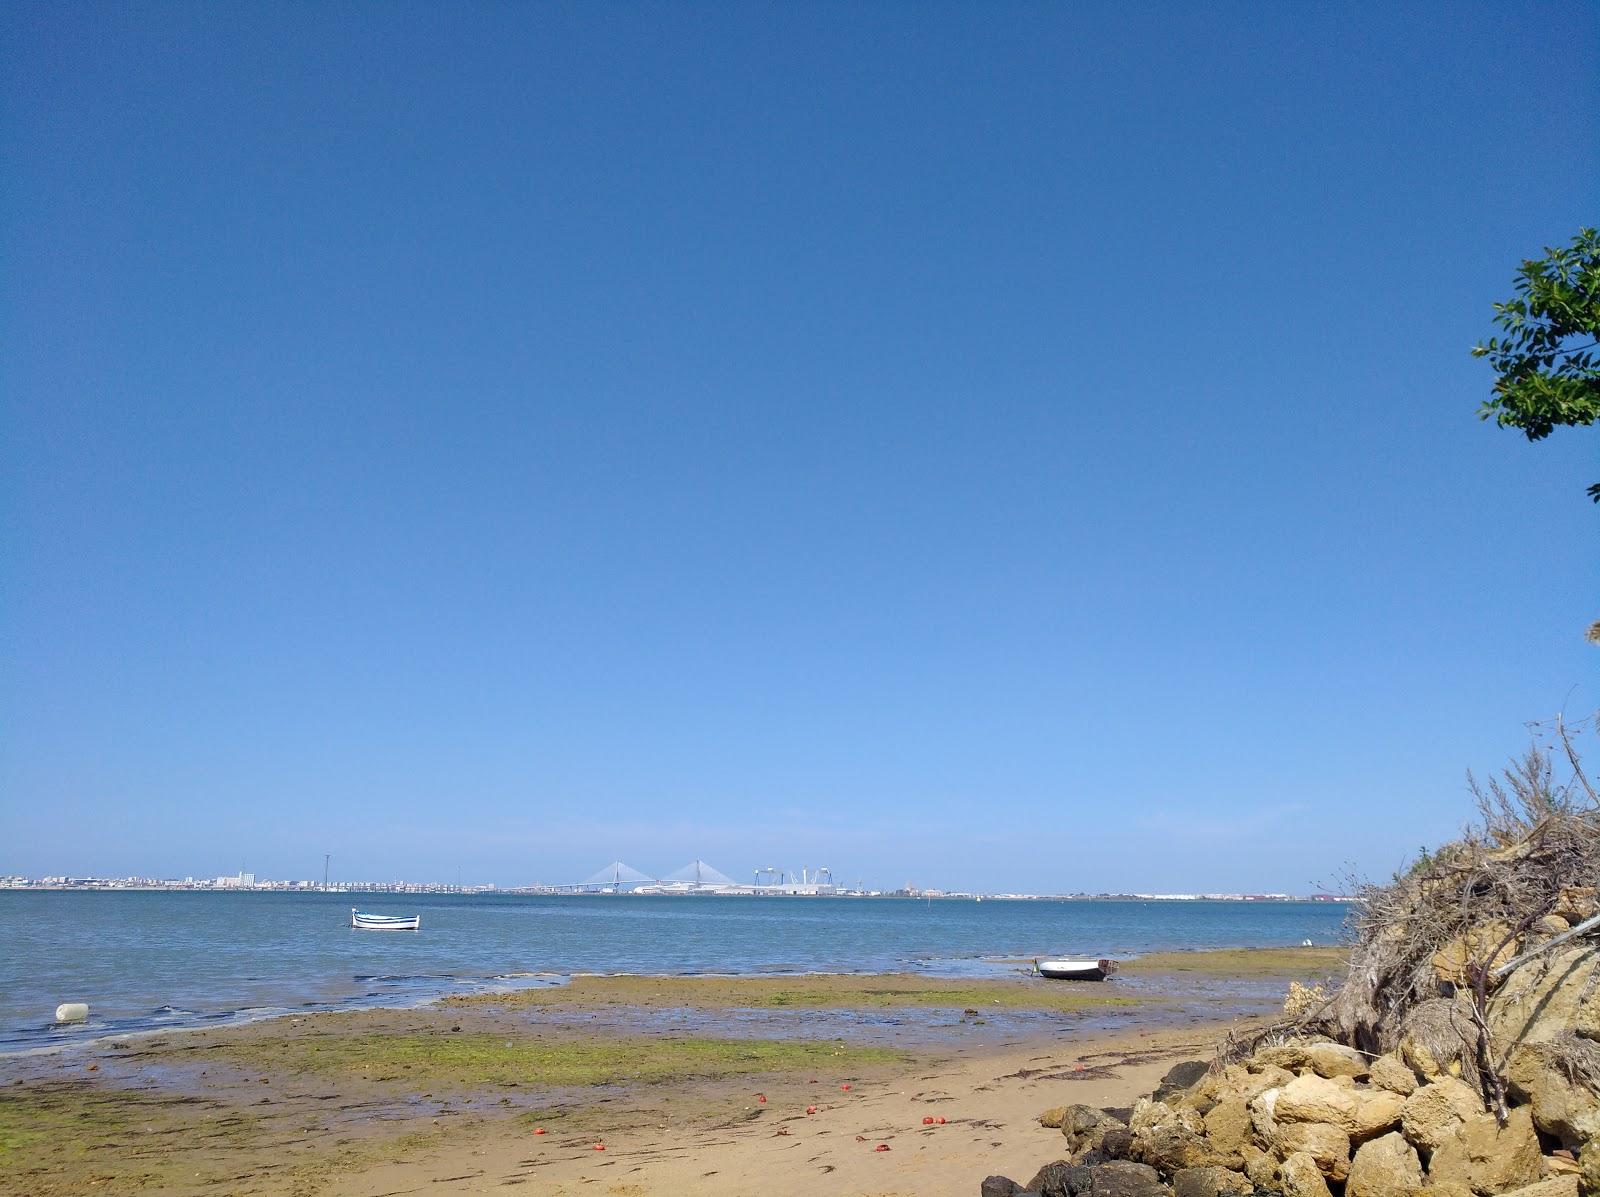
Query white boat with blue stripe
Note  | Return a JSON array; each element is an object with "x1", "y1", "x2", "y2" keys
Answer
[{"x1": 350, "y1": 908, "x2": 421, "y2": 931}]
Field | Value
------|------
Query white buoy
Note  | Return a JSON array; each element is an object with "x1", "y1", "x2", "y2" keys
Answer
[{"x1": 54, "y1": 1002, "x2": 89, "y2": 1024}]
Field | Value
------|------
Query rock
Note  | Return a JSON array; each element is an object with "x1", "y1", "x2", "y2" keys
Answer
[
  {"x1": 1489, "y1": 945, "x2": 1600, "y2": 1047},
  {"x1": 1580, "y1": 1142, "x2": 1600, "y2": 1197},
  {"x1": 1202, "y1": 1100, "x2": 1252, "y2": 1159},
  {"x1": 1221, "y1": 1061, "x2": 1295, "y2": 1105},
  {"x1": 982, "y1": 1177, "x2": 1021, "y2": 1197},
  {"x1": 1505, "y1": 1040, "x2": 1600, "y2": 1149},
  {"x1": 1533, "y1": 915, "x2": 1573, "y2": 937},
  {"x1": 1553, "y1": 885, "x2": 1597, "y2": 923},
  {"x1": 1153, "y1": 1061, "x2": 1213, "y2": 1104},
  {"x1": 1249, "y1": 1085, "x2": 1283, "y2": 1145},
  {"x1": 1400, "y1": 1077, "x2": 1485, "y2": 1156},
  {"x1": 1240, "y1": 1144, "x2": 1277, "y2": 1189},
  {"x1": 1502, "y1": 1179, "x2": 1580, "y2": 1197},
  {"x1": 1027, "y1": 1161, "x2": 1093, "y2": 1197},
  {"x1": 1131, "y1": 1098, "x2": 1203, "y2": 1136},
  {"x1": 1062, "y1": 1105, "x2": 1120, "y2": 1149},
  {"x1": 1098, "y1": 1126, "x2": 1135, "y2": 1161},
  {"x1": 1087, "y1": 1160, "x2": 1167, "y2": 1197},
  {"x1": 1433, "y1": 921, "x2": 1519, "y2": 985},
  {"x1": 1345, "y1": 1132, "x2": 1423, "y2": 1197},
  {"x1": 1170, "y1": 1166, "x2": 1249, "y2": 1197},
  {"x1": 1273, "y1": 1074, "x2": 1403, "y2": 1141},
  {"x1": 1134, "y1": 1122, "x2": 1218, "y2": 1173},
  {"x1": 1275, "y1": 1121, "x2": 1352, "y2": 1181},
  {"x1": 1368, "y1": 1052, "x2": 1419, "y2": 1096},
  {"x1": 1042, "y1": 1107, "x2": 1070, "y2": 1129},
  {"x1": 1302, "y1": 1041, "x2": 1370, "y2": 1080},
  {"x1": 1277, "y1": 1151, "x2": 1334, "y2": 1197},
  {"x1": 1428, "y1": 1107, "x2": 1544, "y2": 1195}
]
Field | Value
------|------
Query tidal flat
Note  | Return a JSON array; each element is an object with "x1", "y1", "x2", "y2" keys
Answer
[{"x1": 0, "y1": 946, "x2": 1345, "y2": 1197}]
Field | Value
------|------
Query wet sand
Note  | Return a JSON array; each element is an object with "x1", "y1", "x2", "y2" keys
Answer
[{"x1": 0, "y1": 947, "x2": 1345, "y2": 1196}]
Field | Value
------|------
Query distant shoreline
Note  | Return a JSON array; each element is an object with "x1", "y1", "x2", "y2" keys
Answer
[{"x1": 0, "y1": 884, "x2": 1353, "y2": 901}]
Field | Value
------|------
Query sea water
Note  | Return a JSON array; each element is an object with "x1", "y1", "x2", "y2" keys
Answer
[{"x1": 0, "y1": 891, "x2": 1348, "y2": 1053}]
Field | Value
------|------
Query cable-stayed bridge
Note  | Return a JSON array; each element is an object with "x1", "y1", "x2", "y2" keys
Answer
[{"x1": 567, "y1": 859, "x2": 838, "y2": 894}]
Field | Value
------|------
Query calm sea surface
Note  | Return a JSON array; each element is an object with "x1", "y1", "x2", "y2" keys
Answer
[{"x1": 0, "y1": 892, "x2": 1349, "y2": 1053}]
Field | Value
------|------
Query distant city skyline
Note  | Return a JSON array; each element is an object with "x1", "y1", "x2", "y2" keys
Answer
[{"x1": 4, "y1": 4, "x2": 1596, "y2": 895}]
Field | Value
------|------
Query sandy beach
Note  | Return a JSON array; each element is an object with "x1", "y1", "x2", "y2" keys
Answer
[{"x1": 0, "y1": 948, "x2": 1343, "y2": 1197}]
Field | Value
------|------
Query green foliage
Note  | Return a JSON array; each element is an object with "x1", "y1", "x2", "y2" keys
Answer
[{"x1": 1472, "y1": 227, "x2": 1600, "y2": 500}]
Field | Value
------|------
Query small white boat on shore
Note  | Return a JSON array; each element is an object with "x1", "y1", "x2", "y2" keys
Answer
[
  {"x1": 351, "y1": 909, "x2": 420, "y2": 931},
  {"x1": 1035, "y1": 957, "x2": 1116, "y2": 981}
]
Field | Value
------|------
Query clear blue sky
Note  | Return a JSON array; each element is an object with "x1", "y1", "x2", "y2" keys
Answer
[{"x1": 3, "y1": 3, "x2": 1595, "y2": 893}]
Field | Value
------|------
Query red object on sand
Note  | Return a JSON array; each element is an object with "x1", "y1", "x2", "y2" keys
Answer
[
  {"x1": 757, "y1": 1094, "x2": 766, "y2": 1103},
  {"x1": 533, "y1": 1127, "x2": 546, "y2": 1135},
  {"x1": 806, "y1": 1105, "x2": 818, "y2": 1114},
  {"x1": 840, "y1": 1083, "x2": 851, "y2": 1090},
  {"x1": 874, "y1": 1143, "x2": 891, "y2": 1152},
  {"x1": 936, "y1": 1117, "x2": 947, "y2": 1125},
  {"x1": 593, "y1": 1144, "x2": 605, "y2": 1151},
  {"x1": 922, "y1": 1116, "x2": 935, "y2": 1125}
]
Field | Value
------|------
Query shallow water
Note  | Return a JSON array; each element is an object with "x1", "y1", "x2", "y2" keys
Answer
[{"x1": 0, "y1": 891, "x2": 1347, "y2": 1053}]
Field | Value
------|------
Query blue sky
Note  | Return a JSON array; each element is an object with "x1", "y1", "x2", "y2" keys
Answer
[{"x1": 3, "y1": 3, "x2": 1596, "y2": 893}]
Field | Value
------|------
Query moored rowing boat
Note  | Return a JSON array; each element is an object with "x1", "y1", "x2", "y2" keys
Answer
[
  {"x1": 1035, "y1": 957, "x2": 1115, "y2": 981},
  {"x1": 351, "y1": 909, "x2": 421, "y2": 931}
]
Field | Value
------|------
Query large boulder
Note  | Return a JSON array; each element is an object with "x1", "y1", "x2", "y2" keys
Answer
[
  {"x1": 1201, "y1": 1100, "x2": 1252, "y2": 1159},
  {"x1": 1502, "y1": 1179, "x2": 1580, "y2": 1197},
  {"x1": 1302, "y1": 1041, "x2": 1370, "y2": 1080},
  {"x1": 1504, "y1": 1039, "x2": 1600, "y2": 1149},
  {"x1": 1273, "y1": 1074, "x2": 1403, "y2": 1141},
  {"x1": 1344, "y1": 1131, "x2": 1422, "y2": 1197},
  {"x1": 982, "y1": 1178, "x2": 1022, "y2": 1197},
  {"x1": 1086, "y1": 1161, "x2": 1166, "y2": 1197},
  {"x1": 1428, "y1": 1106, "x2": 1544, "y2": 1195},
  {"x1": 1169, "y1": 1166, "x2": 1249, "y2": 1197},
  {"x1": 1153, "y1": 1061, "x2": 1212, "y2": 1104},
  {"x1": 1239, "y1": 1144, "x2": 1276, "y2": 1190},
  {"x1": 1368, "y1": 1052, "x2": 1419, "y2": 1096},
  {"x1": 1027, "y1": 1161, "x2": 1092, "y2": 1197},
  {"x1": 1274, "y1": 1121, "x2": 1351, "y2": 1182},
  {"x1": 1277, "y1": 1151, "x2": 1334, "y2": 1197},
  {"x1": 1489, "y1": 945, "x2": 1600, "y2": 1047},
  {"x1": 1399, "y1": 1077, "x2": 1485, "y2": 1156}
]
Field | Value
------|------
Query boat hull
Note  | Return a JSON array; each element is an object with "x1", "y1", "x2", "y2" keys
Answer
[
  {"x1": 1036, "y1": 958, "x2": 1114, "y2": 981},
  {"x1": 351, "y1": 909, "x2": 421, "y2": 931}
]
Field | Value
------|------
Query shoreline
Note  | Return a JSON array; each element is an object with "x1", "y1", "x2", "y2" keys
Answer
[{"x1": 0, "y1": 948, "x2": 1344, "y2": 1197}]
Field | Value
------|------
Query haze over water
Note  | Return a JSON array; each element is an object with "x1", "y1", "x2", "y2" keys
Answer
[{"x1": 0, "y1": 891, "x2": 1347, "y2": 1052}]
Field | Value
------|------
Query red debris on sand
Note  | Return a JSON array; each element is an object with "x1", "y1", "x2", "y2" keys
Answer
[
  {"x1": 874, "y1": 1143, "x2": 891, "y2": 1152},
  {"x1": 533, "y1": 1127, "x2": 546, "y2": 1135},
  {"x1": 593, "y1": 1143, "x2": 605, "y2": 1152},
  {"x1": 806, "y1": 1105, "x2": 818, "y2": 1114},
  {"x1": 756, "y1": 1094, "x2": 766, "y2": 1103},
  {"x1": 922, "y1": 1116, "x2": 935, "y2": 1125},
  {"x1": 936, "y1": 1117, "x2": 947, "y2": 1125},
  {"x1": 840, "y1": 1084, "x2": 851, "y2": 1091}
]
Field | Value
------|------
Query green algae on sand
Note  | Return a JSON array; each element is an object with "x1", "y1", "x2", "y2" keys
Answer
[
  {"x1": 1120, "y1": 946, "x2": 1346, "y2": 978},
  {"x1": 207, "y1": 1030, "x2": 911, "y2": 1090},
  {"x1": 447, "y1": 972, "x2": 1147, "y2": 1013}
]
